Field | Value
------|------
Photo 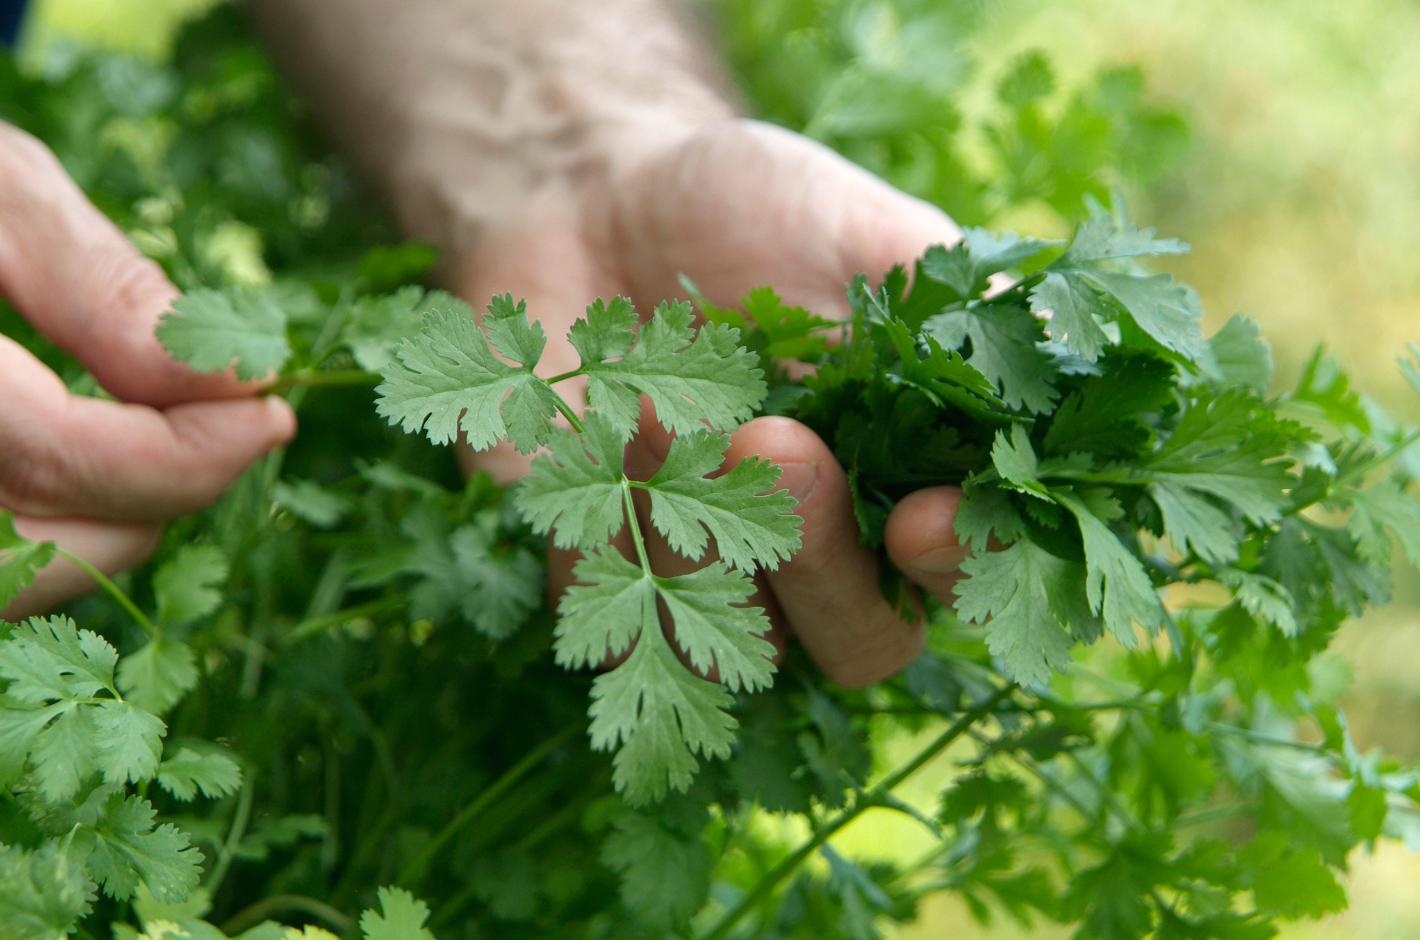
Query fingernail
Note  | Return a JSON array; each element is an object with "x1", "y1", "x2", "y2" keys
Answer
[
  {"x1": 911, "y1": 544, "x2": 969, "y2": 574},
  {"x1": 777, "y1": 462, "x2": 819, "y2": 504}
]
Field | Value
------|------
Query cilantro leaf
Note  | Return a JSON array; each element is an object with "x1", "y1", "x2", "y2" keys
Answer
[
  {"x1": 582, "y1": 300, "x2": 767, "y2": 439},
  {"x1": 1056, "y1": 490, "x2": 1165, "y2": 643},
  {"x1": 376, "y1": 304, "x2": 560, "y2": 452},
  {"x1": 1149, "y1": 484, "x2": 1238, "y2": 565},
  {"x1": 641, "y1": 429, "x2": 802, "y2": 571},
  {"x1": 601, "y1": 805, "x2": 712, "y2": 929},
  {"x1": 954, "y1": 539, "x2": 1089, "y2": 686},
  {"x1": 343, "y1": 286, "x2": 435, "y2": 372},
  {"x1": 156, "y1": 745, "x2": 243, "y2": 801},
  {"x1": 1059, "y1": 214, "x2": 1189, "y2": 265},
  {"x1": 1205, "y1": 314, "x2": 1274, "y2": 393},
  {"x1": 1030, "y1": 272, "x2": 1109, "y2": 362},
  {"x1": 156, "y1": 286, "x2": 290, "y2": 380},
  {"x1": 0, "y1": 842, "x2": 93, "y2": 940},
  {"x1": 590, "y1": 639, "x2": 737, "y2": 806},
  {"x1": 514, "y1": 415, "x2": 627, "y2": 551},
  {"x1": 920, "y1": 228, "x2": 1058, "y2": 299},
  {"x1": 153, "y1": 545, "x2": 227, "y2": 625},
  {"x1": 0, "y1": 617, "x2": 166, "y2": 800},
  {"x1": 359, "y1": 886, "x2": 436, "y2": 940},
  {"x1": 80, "y1": 792, "x2": 200, "y2": 903},
  {"x1": 923, "y1": 302, "x2": 1058, "y2": 412},
  {"x1": 449, "y1": 523, "x2": 543, "y2": 640},
  {"x1": 0, "y1": 511, "x2": 55, "y2": 609}
]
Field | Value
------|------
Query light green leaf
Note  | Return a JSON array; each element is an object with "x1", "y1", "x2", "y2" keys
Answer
[
  {"x1": 641, "y1": 430, "x2": 801, "y2": 570},
  {"x1": 157, "y1": 746, "x2": 243, "y2": 802},
  {"x1": 0, "y1": 842, "x2": 94, "y2": 940},
  {"x1": 82, "y1": 793, "x2": 201, "y2": 903},
  {"x1": 156, "y1": 286, "x2": 290, "y2": 380},
  {"x1": 117, "y1": 638, "x2": 199, "y2": 715},
  {"x1": 584, "y1": 301, "x2": 766, "y2": 439},
  {"x1": 154, "y1": 545, "x2": 228, "y2": 625},
  {"x1": 360, "y1": 887, "x2": 436, "y2": 940},
  {"x1": 0, "y1": 511, "x2": 56, "y2": 610},
  {"x1": 514, "y1": 415, "x2": 627, "y2": 551},
  {"x1": 1031, "y1": 271, "x2": 1109, "y2": 362},
  {"x1": 375, "y1": 309, "x2": 560, "y2": 452},
  {"x1": 1056, "y1": 491, "x2": 1165, "y2": 644}
]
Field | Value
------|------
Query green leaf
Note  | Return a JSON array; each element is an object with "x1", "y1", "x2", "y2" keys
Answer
[
  {"x1": 272, "y1": 479, "x2": 352, "y2": 529},
  {"x1": 990, "y1": 424, "x2": 1051, "y2": 499},
  {"x1": 0, "y1": 842, "x2": 94, "y2": 940},
  {"x1": 153, "y1": 545, "x2": 228, "y2": 625},
  {"x1": 0, "y1": 617, "x2": 166, "y2": 800},
  {"x1": 601, "y1": 805, "x2": 712, "y2": 929},
  {"x1": 583, "y1": 300, "x2": 766, "y2": 439},
  {"x1": 449, "y1": 524, "x2": 542, "y2": 640},
  {"x1": 157, "y1": 746, "x2": 243, "y2": 801},
  {"x1": 569, "y1": 296, "x2": 639, "y2": 365},
  {"x1": 919, "y1": 228, "x2": 1058, "y2": 299},
  {"x1": 117, "y1": 638, "x2": 199, "y2": 715},
  {"x1": 1206, "y1": 314, "x2": 1274, "y2": 393},
  {"x1": 1041, "y1": 353, "x2": 1174, "y2": 459},
  {"x1": 1221, "y1": 569, "x2": 1299, "y2": 637},
  {"x1": 655, "y1": 564, "x2": 777, "y2": 693},
  {"x1": 1056, "y1": 491, "x2": 1165, "y2": 643},
  {"x1": 1150, "y1": 483, "x2": 1238, "y2": 566},
  {"x1": 1242, "y1": 833, "x2": 1346, "y2": 919},
  {"x1": 1346, "y1": 480, "x2": 1420, "y2": 568},
  {"x1": 359, "y1": 886, "x2": 436, "y2": 940},
  {"x1": 1081, "y1": 270, "x2": 1206, "y2": 362},
  {"x1": 483, "y1": 293, "x2": 547, "y2": 368},
  {"x1": 591, "y1": 638, "x2": 738, "y2": 806},
  {"x1": 1031, "y1": 271, "x2": 1109, "y2": 362},
  {"x1": 1059, "y1": 214, "x2": 1190, "y2": 265},
  {"x1": 514, "y1": 415, "x2": 627, "y2": 551},
  {"x1": 342, "y1": 286, "x2": 434, "y2": 372},
  {"x1": 923, "y1": 303, "x2": 1058, "y2": 411},
  {"x1": 82, "y1": 793, "x2": 201, "y2": 903},
  {"x1": 0, "y1": 511, "x2": 55, "y2": 609},
  {"x1": 555, "y1": 549, "x2": 655, "y2": 670},
  {"x1": 641, "y1": 429, "x2": 802, "y2": 570},
  {"x1": 954, "y1": 538, "x2": 1088, "y2": 686},
  {"x1": 375, "y1": 306, "x2": 560, "y2": 452},
  {"x1": 953, "y1": 481, "x2": 1026, "y2": 550},
  {"x1": 156, "y1": 286, "x2": 290, "y2": 380}
]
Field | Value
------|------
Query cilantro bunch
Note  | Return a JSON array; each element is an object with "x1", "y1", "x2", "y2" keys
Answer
[{"x1": 4, "y1": 6, "x2": 1420, "y2": 940}]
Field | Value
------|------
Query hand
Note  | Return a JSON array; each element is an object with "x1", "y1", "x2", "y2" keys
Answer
[
  {"x1": 455, "y1": 119, "x2": 970, "y2": 686},
  {"x1": 0, "y1": 124, "x2": 295, "y2": 618}
]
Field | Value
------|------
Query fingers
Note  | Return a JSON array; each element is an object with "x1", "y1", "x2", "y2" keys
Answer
[
  {"x1": 727, "y1": 416, "x2": 924, "y2": 688},
  {"x1": 0, "y1": 514, "x2": 162, "y2": 621},
  {"x1": 0, "y1": 123, "x2": 256, "y2": 406},
  {"x1": 0, "y1": 337, "x2": 295, "y2": 521},
  {"x1": 884, "y1": 486, "x2": 969, "y2": 604}
]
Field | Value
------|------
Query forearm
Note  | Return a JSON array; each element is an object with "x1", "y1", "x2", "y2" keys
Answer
[{"x1": 247, "y1": 0, "x2": 737, "y2": 257}]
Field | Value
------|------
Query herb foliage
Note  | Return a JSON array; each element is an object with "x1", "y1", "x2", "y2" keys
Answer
[{"x1": 1, "y1": 6, "x2": 1419, "y2": 940}]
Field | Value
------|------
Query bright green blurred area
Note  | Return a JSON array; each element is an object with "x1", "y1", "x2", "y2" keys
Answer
[{"x1": 21, "y1": 0, "x2": 1420, "y2": 937}]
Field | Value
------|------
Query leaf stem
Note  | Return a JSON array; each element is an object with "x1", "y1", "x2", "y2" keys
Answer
[
  {"x1": 262, "y1": 369, "x2": 381, "y2": 395},
  {"x1": 551, "y1": 394, "x2": 586, "y2": 434},
  {"x1": 621, "y1": 482, "x2": 653, "y2": 573},
  {"x1": 699, "y1": 684, "x2": 1014, "y2": 940},
  {"x1": 397, "y1": 723, "x2": 577, "y2": 887},
  {"x1": 278, "y1": 595, "x2": 408, "y2": 647},
  {"x1": 545, "y1": 366, "x2": 588, "y2": 385},
  {"x1": 220, "y1": 894, "x2": 355, "y2": 936},
  {"x1": 54, "y1": 548, "x2": 156, "y2": 640}
]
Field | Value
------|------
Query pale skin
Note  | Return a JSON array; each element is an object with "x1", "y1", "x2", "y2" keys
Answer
[{"x1": 5, "y1": 1, "x2": 971, "y2": 687}]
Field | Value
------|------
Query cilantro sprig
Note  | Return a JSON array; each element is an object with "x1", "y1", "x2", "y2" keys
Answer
[{"x1": 374, "y1": 294, "x2": 802, "y2": 803}]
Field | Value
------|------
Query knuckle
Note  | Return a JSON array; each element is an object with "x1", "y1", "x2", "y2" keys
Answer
[
  {"x1": 0, "y1": 425, "x2": 76, "y2": 512},
  {"x1": 818, "y1": 616, "x2": 926, "y2": 689}
]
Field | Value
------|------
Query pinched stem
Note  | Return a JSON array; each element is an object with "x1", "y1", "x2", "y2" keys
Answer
[{"x1": 262, "y1": 368, "x2": 381, "y2": 395}]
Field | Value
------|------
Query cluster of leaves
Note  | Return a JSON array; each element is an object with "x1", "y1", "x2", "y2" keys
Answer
[
  {"x1": 713, "y1": 0, "x2": 1190, "y2": 225},
  {"x1": 3, "y1": 4, "x2": 1420, "y2": 940}
]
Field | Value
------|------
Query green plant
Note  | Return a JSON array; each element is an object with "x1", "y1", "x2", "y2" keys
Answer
[{"x1": 2, "y1": 6, "x2": 1419, "y2": 940}]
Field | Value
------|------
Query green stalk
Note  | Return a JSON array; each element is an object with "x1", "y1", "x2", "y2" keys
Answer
[
  {"x1": 262, "y1": 368, "x2": 380, "y2": 395},
  {"x1": 699, "y1": 685, "x2": 1015, "y2": 940},
  {"x1": 397, "y1": 724, "x2": 577, "y2": 887},
  {"x1": 55, "y1": 548, "x2": 156, "y2": 639}
]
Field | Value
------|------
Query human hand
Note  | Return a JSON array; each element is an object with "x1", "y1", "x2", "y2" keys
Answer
[
  {"x1": 0, "y1": 124, "x2": 295, "y2": 617},
  {"x1": 454, "y1": 119, "x2": 970, "y2": 686}
]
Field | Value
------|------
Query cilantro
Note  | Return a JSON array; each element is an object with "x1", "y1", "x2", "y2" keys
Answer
[
  {"x1": 156, "y1": 287, "x2": 291, "y2": 380},
  {"x1": 0, "y1": 512, "x2": 55, "y2": 609}
]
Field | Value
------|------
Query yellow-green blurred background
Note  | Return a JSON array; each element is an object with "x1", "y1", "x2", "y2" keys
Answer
[{"x1": 19, "y1": 0, "x2": 1420, "y2": 936}]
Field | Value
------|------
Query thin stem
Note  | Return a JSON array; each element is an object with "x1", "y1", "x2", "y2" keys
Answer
[
  {"x1": 551, "y1": 394, "x2": 586, "y2": 433},
  {"x1": 55, "y1": 548, "x2": 156, "y2": 640},
  {"x1": 1336, "y1": 427, "x2": 1420, "y2": 487},
  {"x1": 621, "y1": 483, "x2": 653, "y2": 572},
  {"x1": 699, "y1": 685, "x2": 1015, "y2": 940},
  {"x1": 397, "y1": 724, "x2": 577, "y2": 887},
  {"x1": 279, "y1": 595, "x2": 407, "y2": 647},
  {"x1": 220, "y1": 894, "x2": 354, "y2": 936},
  {"x1": 262, "y1": 369, "x2": 380, "y2": 395},
  {"x1": 205, "y1": 777, "x2": 255, "y2": 897},
  {"x1": 544, "y1": 366, "x2": 588, "y2": 385}
]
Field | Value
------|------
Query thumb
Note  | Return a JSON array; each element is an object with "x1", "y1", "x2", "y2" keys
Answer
[{"x1": 0, "y1": 123, "x2": 256, "y2": 407}]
